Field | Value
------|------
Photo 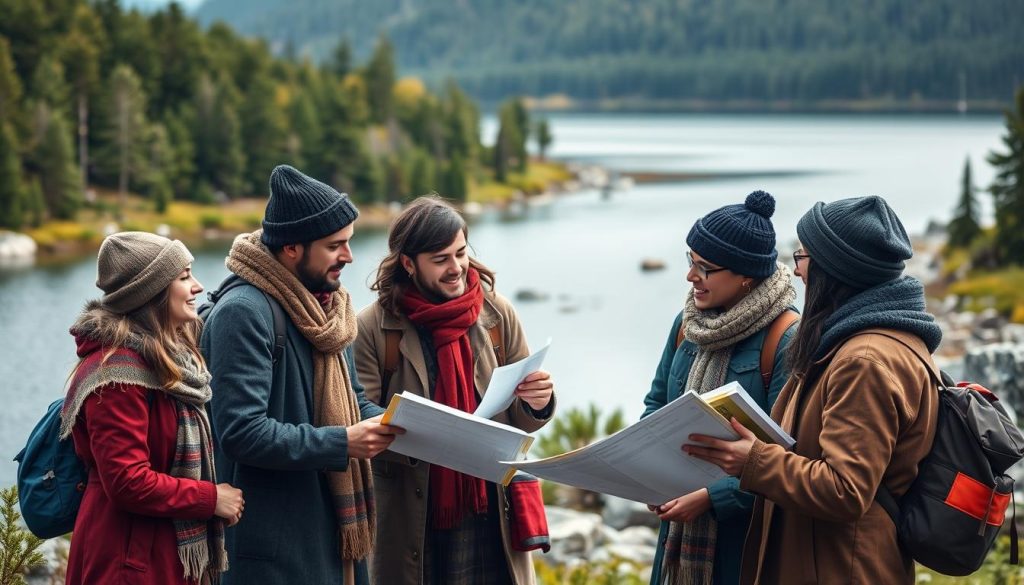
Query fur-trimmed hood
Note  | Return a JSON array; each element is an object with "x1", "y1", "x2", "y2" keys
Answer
[{"x1": 70, "y1": 299, "x2": 143, "y2": 359}]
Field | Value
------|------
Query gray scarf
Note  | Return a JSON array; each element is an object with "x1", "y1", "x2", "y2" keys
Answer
[{"x1": 662, "y1": 261, "x2": 796, "y2": 585}]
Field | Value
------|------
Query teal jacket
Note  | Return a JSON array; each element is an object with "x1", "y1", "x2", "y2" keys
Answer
[
  {"x1": 642, "y1": 310, "x2": 797, "y2": 585},
  {"x1": 200, "y1": 283, "x2": 384, "y2": 585}
]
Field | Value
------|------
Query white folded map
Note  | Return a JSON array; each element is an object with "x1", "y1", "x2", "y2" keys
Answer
[
  {"x1": 380, "y1": 391, "x2": 534, "y2": 485},
  {"x1": 503, "y1": 382, "x2": 793, "y2": 505}
]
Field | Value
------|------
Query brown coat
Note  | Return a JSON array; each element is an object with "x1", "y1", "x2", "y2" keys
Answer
[
  {"x1": 354, "y1": 292, "x2": 553, "y2": 585},
  {"x1": 738, "y1": 329, "x2": 939, "y2": 585}
]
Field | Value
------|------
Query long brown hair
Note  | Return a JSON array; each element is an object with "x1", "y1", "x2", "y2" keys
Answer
[
  {"x1": 785, "y1": 261, "x2": 863, "y2": 379},
  {"x1": 84, "y1": 287, "x2": 205, "y2": 389},
  {"x1": 371, "y1": 195, "x2": 495, "y2": 316}
]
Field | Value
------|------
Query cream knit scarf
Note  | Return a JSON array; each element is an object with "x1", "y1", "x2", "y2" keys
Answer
[
  {"x1": 662, "y1": 261, "x2": 796, "y2": 585},
  {"x1": 226, "y1": 230, "x2": 374, "y2": 561}
]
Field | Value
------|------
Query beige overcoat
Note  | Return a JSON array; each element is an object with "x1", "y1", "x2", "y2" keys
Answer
[{"x1": 354, "y1": 292, "x2": 553, "y2": 585}]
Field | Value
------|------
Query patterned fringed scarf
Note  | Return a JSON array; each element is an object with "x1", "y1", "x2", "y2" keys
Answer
[
  {"x1": 661, "y1": 261, "x2": 796, "y2": 585},
  {"x1": 60, "y1": 308, "x2": 227, "y2": 583},
  {"x1": 225, "y1": 230, "x2": 374, "y2": 561}
]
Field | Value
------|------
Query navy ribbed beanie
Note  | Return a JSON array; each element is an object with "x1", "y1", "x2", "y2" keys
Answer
[
  {"x1": 796, "y1": 195, "x2": 911, "y2": 289},
  {"x1": 686, "y1": 190, "x2": 779, "y2": 278},
  {"x1": 261, "y1": 165, "x2": 359, "y2": 247}
]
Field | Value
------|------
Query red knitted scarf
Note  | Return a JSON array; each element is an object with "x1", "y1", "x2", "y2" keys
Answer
[{"x1": 400, "y1": 268, "x2": 487, "y2": 529}]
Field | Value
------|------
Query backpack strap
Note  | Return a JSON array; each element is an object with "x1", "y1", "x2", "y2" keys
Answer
[
  {"x1": 203, "y1": 274, "x2": 286, "y2": 365},
  {"x1": 381, "y1": 329, "x2": 403, "y2": 405},
  {"x1": 675, "y1": 309, "x2": 800, "y2": 389},
  {"x1": 760, "y1": 310, "x2": 800, "y2": 389},
  {"x1": 378, "y1": 321, "x2": 506, "y2": 406},
  {"x1": 260, "y1": 291, "x2": 287, "y2": 365},
  {"x1": 488, "y1": 325, "x2": 506, "y2": 367}
]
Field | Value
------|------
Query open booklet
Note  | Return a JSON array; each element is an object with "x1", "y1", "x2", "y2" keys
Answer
[
  {"x1": 502, "y1": 381, "x2": 794, "y2": 505},
  {"x1": 380, "y1": 392, "x2": 534, "y2": 485}
]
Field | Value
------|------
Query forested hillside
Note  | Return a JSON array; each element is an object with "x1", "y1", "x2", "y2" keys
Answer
[
  {"x1": 0, "y1": 0, "x2": 540, "y2": 231},
  {"x1": 196, "y1": 0, "x2": 1024, "y2": 107}
]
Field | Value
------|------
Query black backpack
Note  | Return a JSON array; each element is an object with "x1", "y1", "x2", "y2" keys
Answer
[
  {"x1": 198, "y1": 274, "x2": 287, "y2": 364},
  {"x1": 876, "y1": 367, "x2": 1024, "y2": 576}
]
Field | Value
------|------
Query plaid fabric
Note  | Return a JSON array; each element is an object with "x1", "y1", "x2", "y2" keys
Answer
[
  {"x1": 423, "y1": 483, "x2": 512, "y2": 585},
  {"x1": 170, "y1": 401, "x2": 227, "y2": 582},
  {"x1": 660, "y1": 514, "x2": 717, "y2": 585},
  {"x1": 60, "y1": 326, "x2": 226, "y2": 583}
]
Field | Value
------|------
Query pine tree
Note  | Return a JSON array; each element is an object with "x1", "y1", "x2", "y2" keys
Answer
[
  {"x1": 407, "y1": 148, "x2": 436, "y2": 200},
  {"x1": 239, "y1": 63, "x2": 289, "y2": 194},
  {"x1": 363, "y1": 34, "x2": 396, "y2": 124},
  {"x1": 947, "y1": 157, "x2": 982, "y2": 248},
  {"x1": 0, "y1": 37, "x2": 24, "y2": 131},
  {"x1": 23, "y1": 177, "x2": 45, "y2": 227},
  {"x1": 0, "y1": 122, "x2": 24, "y2": 229},
  {"x1": 145, "y1": 122, "x2": 172, "y2": 213},
  {"x1": 32, "y1": 105, "x2": 82, "y2": 220},
  {"x1": 0, "y1": 486, "x2": 45, "y2": 585},
  {"x1": 288, "y1": 90, "x2": 321, "y2": 176},
  {"x1": 441, "y1": 80, "x2": 479, "y2": 164},
  {"x1": 988, "y1": 87, "x2": 1024, "y2": 266},
  {"x1": 443, "y1": 155, "x2": 468, "y2": 203},
  {"x1": 535, "y1": 118, "x2": 553, "y2": 161},
  {"x1": 28, "y1": 55, "x2": 70, "y2": 113},
  {"x1": 61, "y1": 4, "x2": 106, "y2": 190},
  {"x1": 164, "y1": 108, "x2": 196, "y2": 200},
  {"x1": 100, "y1": 65, "x2": 149, "y2": 204},
  {"x1": 328, "y1": 38, "x2": 352, "y2": 79},
  {"x1": 193, "y1": 74, "x2": 246, "y2": 198}
]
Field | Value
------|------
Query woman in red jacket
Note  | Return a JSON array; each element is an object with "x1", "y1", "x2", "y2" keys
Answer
[{"x1": 59, "y1": 232, "x2": 244, "y2": 585}]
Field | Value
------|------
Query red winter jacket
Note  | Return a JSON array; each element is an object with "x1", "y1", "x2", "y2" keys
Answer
[{"x1": 65, "y1": 339, "x2": 218, "y2": 585}]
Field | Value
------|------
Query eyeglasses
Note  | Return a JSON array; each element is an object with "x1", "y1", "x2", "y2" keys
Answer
[
  {"x1": 792, "y1": 251, "x2": 811, "y2": 266},
  {"x1": 686, "y1": 251, "x2": 729, "y2": 279}
]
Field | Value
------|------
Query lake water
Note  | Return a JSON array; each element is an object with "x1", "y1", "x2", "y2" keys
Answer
[{"x1": 0, "y1": 112, "x2": 1006, "y2": 486}]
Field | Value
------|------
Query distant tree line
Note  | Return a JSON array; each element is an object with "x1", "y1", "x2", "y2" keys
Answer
[
  {"x1": 196, "y1": 0, "x2": 1024, "y2": 105},
  {"x1": 0, "y1": 0, "x2": 537, "y2": 230}
]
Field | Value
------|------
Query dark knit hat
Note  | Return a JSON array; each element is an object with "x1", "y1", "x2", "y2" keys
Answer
[
  {"x1": 796, "y1": 195, "x2": 912, "y2": 289},
  {"x1": 261, "y1": 165, "x2": 359, "y2": 247},
  {"x1": 97, "y1": 232, "x2": 194, "y2": 314},
  {"x1": 686, "y1": 190, "x2": 779, "y2": 278}
]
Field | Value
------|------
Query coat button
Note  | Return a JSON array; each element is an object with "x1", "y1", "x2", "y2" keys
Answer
[
  {"x1": 412, "y1": 550, "x2": 419, "y2": 560},
  {"x1": 415, "y1": 487, "x2": 423, "y2": 497}
]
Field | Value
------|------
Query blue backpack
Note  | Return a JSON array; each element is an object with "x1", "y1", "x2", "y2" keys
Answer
[
  {"x1": 13, "y1": 399, "x2": 87, "y2": 539},
  {"x1": 14, "y1": 392, "x2": 156, "y2": 539}
]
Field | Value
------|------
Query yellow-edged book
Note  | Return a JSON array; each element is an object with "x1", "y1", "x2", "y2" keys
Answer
[{"x1": 700, "y1": 382, "x2": 795, "y2": 449}]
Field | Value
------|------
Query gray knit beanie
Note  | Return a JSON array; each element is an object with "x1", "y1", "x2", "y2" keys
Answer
[
  {"x1": 796, "y1": 195, "x2": 912, "y2": 289},
  {"x1": 97, "y1": 232, "x2": 194, "y2": 314},
  {"x1": 261, "y1": 164, "x2": 359, "y2": 247}
]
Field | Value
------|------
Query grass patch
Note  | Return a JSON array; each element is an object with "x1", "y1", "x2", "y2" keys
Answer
[
  {"x1": 469, "y1": 160, "x2": 572, "y2": 204},
  {"x1": 947, "y1": 267, "x2": 1024, "y2": 323}
]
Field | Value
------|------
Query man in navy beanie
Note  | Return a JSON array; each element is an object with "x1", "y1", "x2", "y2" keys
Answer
[{"x1": 201, "y1": 165, "x2": 402, "y2": 585}]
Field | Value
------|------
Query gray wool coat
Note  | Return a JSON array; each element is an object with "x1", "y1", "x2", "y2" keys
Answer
[{"x1": 200, "y1": 282, "x2": 384, "y2": 585}]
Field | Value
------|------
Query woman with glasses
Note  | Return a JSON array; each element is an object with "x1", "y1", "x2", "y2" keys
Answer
[
  {"x1": 642, "y1": 190, "x2": 799, "y2": 585},
  {"x1": 686, "y1": 196, "x2": 941, "y2": 584}
]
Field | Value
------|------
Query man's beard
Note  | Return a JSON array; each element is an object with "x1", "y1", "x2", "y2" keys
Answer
[
  {"x1": 411, "y1": 269, "x2": 465, "y2": 303},
  {"x1": 297, "y1": 250, "x2": 343, "y2": 293}
]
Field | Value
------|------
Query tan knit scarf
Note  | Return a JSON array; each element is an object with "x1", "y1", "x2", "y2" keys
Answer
[
  {"x1": 661, "y1": 261, "x2": 796, "y2": 585},
  {"x1": 225, "y1": 230, "x2": 374, "y2": 561}
]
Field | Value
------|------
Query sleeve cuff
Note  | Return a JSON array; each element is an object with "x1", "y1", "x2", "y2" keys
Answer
[
  {"x1": 739, "y1": 438, "x2": 767, "y2": 492},
  {"x1": 199, "y1": 480, "x2": 218, "y2": 518}
]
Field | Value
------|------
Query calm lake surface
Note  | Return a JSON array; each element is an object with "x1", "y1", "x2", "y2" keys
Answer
[{"x1": 0, "y1": 112, "x2": 1005, "y2": 486}]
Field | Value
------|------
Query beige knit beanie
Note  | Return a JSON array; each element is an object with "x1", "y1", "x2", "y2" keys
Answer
[{"x1": 96, "y1": 232, "x2": 194, "y2": 314}]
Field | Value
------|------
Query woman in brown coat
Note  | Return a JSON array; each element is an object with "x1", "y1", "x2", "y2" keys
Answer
[{"x1": 686, "y1": 196, "x2": 943, "y2": 584}]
